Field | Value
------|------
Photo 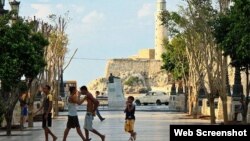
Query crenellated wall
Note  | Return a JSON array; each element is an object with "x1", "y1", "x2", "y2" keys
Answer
[{"x1": 105, "y1": 59, "x2": 163, "y2": 77}]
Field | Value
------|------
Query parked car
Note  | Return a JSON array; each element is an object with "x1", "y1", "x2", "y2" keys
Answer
[{"x1": 135, "y1": 91, "x2": 170, "y2": 106}]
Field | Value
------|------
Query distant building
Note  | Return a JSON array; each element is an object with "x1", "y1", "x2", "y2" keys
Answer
[
  {"x1": 131, "y1": 0, "x2": 168, "y2": 61},
  {"x1": 130, "y1": 49, "x2": 155, "y2": 60},
  {"x1": 154, "y1": 0, "x2": 168, "y2": 60}
]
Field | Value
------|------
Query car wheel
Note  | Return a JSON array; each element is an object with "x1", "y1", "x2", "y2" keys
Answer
[
  {"x1": 156, "y1": 100, "x2": 161, "y2": 105},
  {"x1": 135, "y1": 100, "x2": 141, "y2": 106}
]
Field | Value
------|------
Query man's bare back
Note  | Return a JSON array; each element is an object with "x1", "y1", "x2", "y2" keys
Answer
[
  {"x1": 85, "y1": 93, "x2": 99, "y2": 114},
  {"x1": 86, "y1": 93, "x2": 94, "y2": 112},
  {"x1": 80, "y1": 86, "x2": 104, "y2": 141}
]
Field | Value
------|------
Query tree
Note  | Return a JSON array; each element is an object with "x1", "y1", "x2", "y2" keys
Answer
[
  {"x1": 24, "y1": 13, "x2": 70, "y2": 127},
  {"x1": 161, "y1": 1, "x2": 206, "y2": 118},
  {"x1": 0, "y1": 14, "x2": 48, "y2": 135},
  {"x1": 162, "y1": 35, "x2": 188, "y2": 81},
  {"x1": 44, "y1": 13, "x2": 69, "y2": 116},
  {"x1": 161, "y1": 0, "x2": 231, "y2": 124},
  {"x1": 213, "y1": 0, "x2": 250, "y2": 123},
  {"x1": 161, "y1": 34, "x2": 189, "y2": 111}
]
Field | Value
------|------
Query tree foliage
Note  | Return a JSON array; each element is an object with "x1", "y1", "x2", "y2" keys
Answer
[
  {"x1": 0, "y1": 15, "x2": 48, "y2": 91},
  {"x1": 0, "y1": 13, "x2": 48, "y2": 135},
  {"x1": 213, "y1": 0, "x2": 250, "y2": 67},
  {"x1": 162, "y1": 35, "x2": 188, "y2": 80},
  {"x1": 213, "y1": 0, "x2": 250, "y2": 123},
  {"x1": 161, "y1": 0, "x2": 228, "y2": 124}
]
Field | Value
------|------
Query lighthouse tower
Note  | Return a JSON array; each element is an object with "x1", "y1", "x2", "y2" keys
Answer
[{"x1": 154, "y1": 0, "x2": 168, "y2": 61}]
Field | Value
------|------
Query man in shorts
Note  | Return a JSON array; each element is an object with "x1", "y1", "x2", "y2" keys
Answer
[
  {"x1": 19, "y1": 92, "x2": 28, "y2": 130},
  {"x1": 35, "y1": 85, "x2": 57, "y2": 141},
  {"x1": 80, "y1": 86, "x2": 105, "y2": 141},
  {"x1": 63, "y1": 86, "x2": 89, "y2": 141}
]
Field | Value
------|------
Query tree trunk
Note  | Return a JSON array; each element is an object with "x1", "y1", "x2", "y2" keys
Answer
[
  {"x1": 188, "y1": 87, "x2": 193, "y2": 115},
  {"x1": 192, "y1": 95, "x2": 198, "y2": 118},
  {"x1": 188, "y1": 98, "x2": 193, "y2": 115},
  {"x1": 221, "y1": 56, "x2": 229, "y2": 124},
  {"x1": 5, "y1": 109, "x2": 14, "y2": 136},
  {"x1": 184, "y1": 79, "x2": 188, "y2": 113},
  {"x1": 54, "y1": 81, "x2": 59, "y2": 117},
  {"x1": 209, "y1": 97, "x2": 216, "y2": 124},
  {"x1": 222, "y1": 99, "x2": 228, "y2": 124},
  {"x1": 28, "y1": 104, "x2": 34, "y2": 127},
  {"x1": 242, "y1": 67, "x2": 249, "y2": 123}
]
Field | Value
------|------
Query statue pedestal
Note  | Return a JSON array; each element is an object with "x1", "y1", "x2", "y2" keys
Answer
[
  {"x1": 226, "y1": 96, "x2": 242, "y2": 121},
  {"x1": 107, "y1": 78, "x2": 125, "y2": 110}
]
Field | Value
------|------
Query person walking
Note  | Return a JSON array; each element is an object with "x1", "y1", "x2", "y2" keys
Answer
[
  {"x1": 19, "y1": 91, "x2": 28, "y2": 130},
  {"x1": 80, "y1": 86, "x2": 105, "y2": 141},
  {"x1": 95, "y1": 91, "x2": 105, "y2": 121},
  {"x1": 124, "y1": 96, "x2": 137, "y2": 141},
  {"x1": 63, "y1": 86, "x2": 89, "y2": 141},
  {"x1": 34, "y1": 85, "x2": 57, "y2": 141}
]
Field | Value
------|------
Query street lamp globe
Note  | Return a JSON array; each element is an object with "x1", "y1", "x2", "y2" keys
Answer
[{"x1": 9, "y1": 0, "x2": 20, "y2": 14}]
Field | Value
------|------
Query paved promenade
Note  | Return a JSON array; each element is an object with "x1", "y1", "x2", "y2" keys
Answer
[{"x1": 0, "y1": 111, "x2": 210, "y2": 141}]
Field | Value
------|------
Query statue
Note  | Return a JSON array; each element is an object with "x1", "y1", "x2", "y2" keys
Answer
[
  {"x1": 108, "y1": 73, "x2": 120, "y2": 83},
  {"x1": 108, "y1": 73, "x2": 114, "y2": 83}
]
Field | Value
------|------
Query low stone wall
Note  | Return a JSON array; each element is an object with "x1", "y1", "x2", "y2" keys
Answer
[
  {"x1": 201, "y1": 98, "x2": 219, "y2": 118},
  {"x1": 2, "y1": 101, "x2": 21, "y2": 127},
  {"x1": 201, "y1": 96, "x2": 250, "y2": 123},
  {"x1": 169, "y1": 94, "x2": 185, "y2": 111}
]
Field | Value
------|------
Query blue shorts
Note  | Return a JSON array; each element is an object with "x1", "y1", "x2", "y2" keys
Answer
[{"x1": 21, "y1": 106, "x2": 28, "y2": 116}]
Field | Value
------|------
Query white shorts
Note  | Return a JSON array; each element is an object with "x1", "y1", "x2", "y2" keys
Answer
[{"x1": 84, "y1": 112, "x2": 94, "y2": 130}]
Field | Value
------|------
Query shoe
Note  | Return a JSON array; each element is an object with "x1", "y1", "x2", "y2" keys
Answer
[
  {"x1": 133, "y1": 132, "x2": 137, "y2": 140},
  {"x1": 128, "y1": 136, "x2": 134, "y2": 141},
  {"x1": 101, "y1": 118, "x2": 105, "y2": 121}
]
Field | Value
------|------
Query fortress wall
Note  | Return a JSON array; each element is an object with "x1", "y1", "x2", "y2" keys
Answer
[{"x1": 105, "y1": 59, "x2": 163, "y2": 77}]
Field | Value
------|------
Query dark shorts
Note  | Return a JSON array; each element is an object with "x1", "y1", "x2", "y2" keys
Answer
[
  {"x1": 21, "y1": 106, "x2": 28, "y2": 116},
  {"x1": 42, "y1": 113, "x2": 52, "y2": 128},
  {"x1": 67, "y1": 116, "x2": 80, "y2": 128}
]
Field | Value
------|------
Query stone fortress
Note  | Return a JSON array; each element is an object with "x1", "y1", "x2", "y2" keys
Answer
[{"x1": 88, "y1": 0, "x2": 172, "y2": 94}]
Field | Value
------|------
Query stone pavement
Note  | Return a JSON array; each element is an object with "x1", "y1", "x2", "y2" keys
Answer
[{"x1": 0, "y1": 111, "x2": 210, "y2": 141}]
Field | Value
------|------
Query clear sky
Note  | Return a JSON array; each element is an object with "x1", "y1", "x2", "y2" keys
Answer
[{"x1": 5, "y1": 0, "x2": 183, "y2": 86}]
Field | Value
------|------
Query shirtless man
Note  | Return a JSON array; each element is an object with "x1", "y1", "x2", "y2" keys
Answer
[{"x1": 80, "y1": 86, "x2": 105, "y2": 141}]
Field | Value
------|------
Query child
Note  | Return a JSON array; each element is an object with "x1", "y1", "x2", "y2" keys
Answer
[
  {"x1": 124, "y1": 96, "x2": 137, "y2": 141},
  {"x1": 63, "y1": 86, "x2": 89, "y2": 141}
]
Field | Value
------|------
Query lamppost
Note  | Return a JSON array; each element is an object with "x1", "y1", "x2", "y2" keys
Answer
[
  {"x1": 9, "y1": 0, "x2": 20, "y2": 22},
  {"x1": 0, "y1": 0, "x2": 20, "y2": 17},
  {"x1": 0, "y1": 0, "x2": 9, "y2": 15},
  {"x1": 232, "y1": 65, "x2": 243, "y2": 98}
]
